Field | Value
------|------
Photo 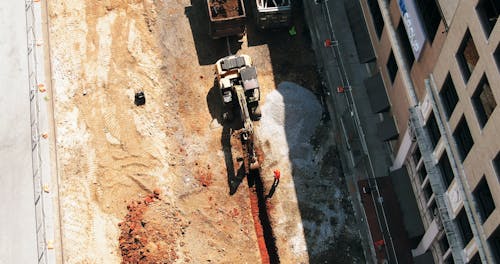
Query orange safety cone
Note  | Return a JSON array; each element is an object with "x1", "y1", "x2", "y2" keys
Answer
[{"x1": 38, "y1": 84, "x2": 46, "y2": 92}]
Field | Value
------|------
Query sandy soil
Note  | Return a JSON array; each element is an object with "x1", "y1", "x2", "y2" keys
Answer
[{"x1": 48, "y1": 0, "x2": 364, "y2": 263}]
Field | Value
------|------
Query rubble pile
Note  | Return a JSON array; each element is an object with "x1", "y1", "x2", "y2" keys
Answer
[
  {"x1": 118, "y1": 189, "x2": 185, "y2": 263},
  {"x1": 210, "y1": 0, "x2": 242, "y2": 18}
]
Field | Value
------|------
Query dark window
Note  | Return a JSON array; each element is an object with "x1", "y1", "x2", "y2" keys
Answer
[
  {"x1": 444, "y1": 255, "x2": 455, "y2": 264},
  {"x1": 495, "y1": 44, "x2": 500, "y2": 72},
  {"x1": 423, "y1": 183, "x2": 433, "y2": 200},
  {"x1": 439, "y1": 234, "x2": 450, "y2": 253},
  {"x1": 417, "y1": 165, "x2": 426, "y2": 182},
  {"x1": 472, "y1": 75, "x2": 496, "y2": 127},
  {"x1": 456, "y1": 209, "x2": 473, "y2": 245},
  {"x1": 426, "y1": 112, "x2": 441, "y2": 148},
  {"x1": 476, "y1": 0, "x2": 500, "y2": 38},
  {"x1": 440, "y1": 74, "x2": 459, "y2": 119},
  {"x1": 387, "y1": 51, "x2": 398, "y2": 83},
  {"x1": 456, "y1": 30, "x2": 479, "y2": 83},
  {"x1": 473, "y1": 177, "x2": 495, "y2": 223},
  {"x1": 415, "y1": 0, "x2": 441, "y2": 41},
  {"x1": 428, "y1": 199, "x2": 437, "y2": 216},
  {"x1": 453, "y1": 117, "x2": 474, "y2": 161},
  {"x1": 468, "y1": 253, "x2": 481, "y2": 264},
  {"x1": 413, "y1": 146, "x2": 422, "y2": 164},
  {"x1": 494, "y1": 152, "x2": 500, "y2": 180},
  {"x1": 489, "y1": 226, "x2": 500, "y2": 264},
  {"x1": 397, "y1": 20, "x2": 415, "y2": 66},
  {"x1": 438, "y1": 152, "x2": 454, "y2": 188},
  {"x1": 367, "y1": 0, "x2": 384, "y2": 38}
]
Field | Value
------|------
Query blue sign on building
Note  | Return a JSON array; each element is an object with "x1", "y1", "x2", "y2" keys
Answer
[{"x1": 398, "y1": 0, "x2": 427, "y2": 60}]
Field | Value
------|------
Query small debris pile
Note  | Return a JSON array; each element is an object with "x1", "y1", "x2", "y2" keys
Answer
[
  {"x1": 118, "y1": 189, "x2": 185, "y2": 263},
  {"x1": 210, "y1": 0, "x2": 242, "y2": 18}
]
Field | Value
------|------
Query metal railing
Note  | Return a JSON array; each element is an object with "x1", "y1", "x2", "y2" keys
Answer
[
  {"x1": 409, "y1": 105, "x2": 464, "y2": 263},
  {"x1": 25, "y1": 0, "x2": 48, "y2": 263},
  {"x1": 312, "y1": 0, "x2": 399, "y2": 262}
]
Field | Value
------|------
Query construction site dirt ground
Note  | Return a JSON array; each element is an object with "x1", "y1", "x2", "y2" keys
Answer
[{"x1": 48, "y1": 0, "x2": 365, "y2": 263}]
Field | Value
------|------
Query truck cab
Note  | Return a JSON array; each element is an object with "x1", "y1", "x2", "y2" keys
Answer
[{"x1": 254, "y1": 0, "x2": 292, "y2": 29}]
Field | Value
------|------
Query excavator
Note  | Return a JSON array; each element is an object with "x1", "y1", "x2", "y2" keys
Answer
[{"x1": 215, "y1": 54, "x2": 261, "y2": 175}]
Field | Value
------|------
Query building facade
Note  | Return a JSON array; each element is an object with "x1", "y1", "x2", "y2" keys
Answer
[{"x1": 358, "y1": 0, "x2": 500, "y2": 263}]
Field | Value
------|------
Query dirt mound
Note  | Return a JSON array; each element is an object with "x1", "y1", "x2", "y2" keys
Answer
[{"x1": 118, "y1": 189, "x2": 187, "y2": 263}]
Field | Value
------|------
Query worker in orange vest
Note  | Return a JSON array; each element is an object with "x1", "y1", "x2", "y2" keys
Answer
[{"x1": 266, "y1": 169, "x2": 281, "y2": 199}]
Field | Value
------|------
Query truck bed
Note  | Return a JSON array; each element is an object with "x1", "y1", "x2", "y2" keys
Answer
[
  {"x1": 207, "y1": 0, "x2": 246, "y2": 38},
  {"x1": 209, "y1": 0, "x2": 244, "y2": 19}
]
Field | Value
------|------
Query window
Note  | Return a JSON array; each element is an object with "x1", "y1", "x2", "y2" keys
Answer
[
  {"x1": 456, "y1": 30, "x2": 479, "y2": 83},
  {"x1": 440, "y1": 74, "x2": 459, "y2": 119},
  {"x1": 495, "y1": 44, "x2": 500, "y2": 72},
  {"x1": 367, "y1": 0, "x2": 384, "y2": 38},
  {"x1": 439, "y1": 234, "x2": 450, "y2": 253},
  {"x1": 387, "y1": 51, "x2": 398, "y2": 83},
  {"x1": 472, "y1": 75, "x2": 496, "y2": 128},
  {"x1": 473, "y1": 177, "x2": 495, "y2": 223},
  {"x1": 489, "y1": 226, "x2": 500, "y2": 264},
  {"x1": 426, "y1": 112, "x2": 441, "y2": 148},
  {"x1": 439, "y1": 152, "x2": 454, "y2": 188},
  {"x1": 468, "y1": 253, "x2": 481, "y2": 264},
  {"x1": 476, "y1": 0, "x2": 500, "y2": 38},
  {"x1": 493, "y1": 152, "x2": 500, "y2": 180},
  {"x1": 397, "y1": 20, "x2": 415, "y2": 66},
  {"x1": 456, "y1": 209, "x2": 473, "y2": 245},
  {"x1": 423, "y1": 183, "x2": 433, "y2": 200},
  {"x1": 413, "y1": 146, "x2": 422, "y2": 164},
  {"x1": 427, "y1": 199, "x2": 437, "y2": 216},
  {"x1": 453, "y1": 117, "x2": 474, "y2": 161},
  {"x1": 417, "y1": 165, "x2": 426, "y2": 182},
  {"x1": 415, "y1": 0, "x2": 441, "y2": 41}
]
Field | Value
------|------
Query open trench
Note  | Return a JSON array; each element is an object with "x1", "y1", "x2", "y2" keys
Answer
[
  {"x1": 247, "y1": 168, "x2": 280, "y2": 264},
  {"x1": 225, "y1": 115, "x2": 279, "y2": 263}
]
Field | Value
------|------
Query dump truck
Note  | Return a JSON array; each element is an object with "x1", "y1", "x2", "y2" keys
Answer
[
  {"x1": 254, "y1": 0, "x2": 292, "y2": 29},
  {"x1": 207, "y1": 0, "x2": 246, "y2": 39},
  {"x1": 215, "y1": 54, "x2": 261, "y2": 173}
]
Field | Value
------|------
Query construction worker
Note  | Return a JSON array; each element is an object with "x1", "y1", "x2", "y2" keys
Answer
[
  {"x1": 273, "y1": 169, "x2": 280, "y2": 184},
  {"x1": 266, "y1": 169, "x2": 281, "y2": 199}
]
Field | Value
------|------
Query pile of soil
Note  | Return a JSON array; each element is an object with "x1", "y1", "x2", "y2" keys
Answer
[{"x1": 118, "y1": 189, "x2": 188, "y2": 263}]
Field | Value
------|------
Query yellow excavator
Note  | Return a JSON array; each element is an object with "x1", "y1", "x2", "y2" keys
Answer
[{"x1": 215, "y1": 54, "x2": 261, "y2": 173}]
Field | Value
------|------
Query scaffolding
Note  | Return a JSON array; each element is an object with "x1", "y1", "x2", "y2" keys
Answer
[{"x1": 409, "y1": 106, "x2": 464, "y2": 263}]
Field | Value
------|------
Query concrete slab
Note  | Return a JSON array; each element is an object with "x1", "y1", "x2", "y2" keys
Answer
[{"x1": 0, "y1": 1, "x2": 39, "y2": 263}]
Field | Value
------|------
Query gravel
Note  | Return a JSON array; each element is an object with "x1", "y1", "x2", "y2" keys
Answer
[{"x1": 259, "y1": 81, "x2": 322, "y2": 160}]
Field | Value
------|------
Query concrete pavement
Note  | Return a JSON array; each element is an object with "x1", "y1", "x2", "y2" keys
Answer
[
  {"x1": 0, "y1": 1, "x2": 39, "y2": 263},
  {"x1": 0, "y1": 1, "x2": 58, "y2": 263}
]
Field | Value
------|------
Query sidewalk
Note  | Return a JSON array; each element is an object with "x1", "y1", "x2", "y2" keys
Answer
[
  {"x1": 0, "y1": 2, "x2": 39, "y2": 263},
  {"x1": 303, "y1": 1, "x2": 413, "y2": 263},
  {"x1": 0, "y1": 1, "x2": 58, "y2": 263}
]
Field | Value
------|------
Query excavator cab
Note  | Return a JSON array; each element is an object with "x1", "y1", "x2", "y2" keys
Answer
[{"x1": 215, "y1": 55, "x2": 262, "y2": 122}]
